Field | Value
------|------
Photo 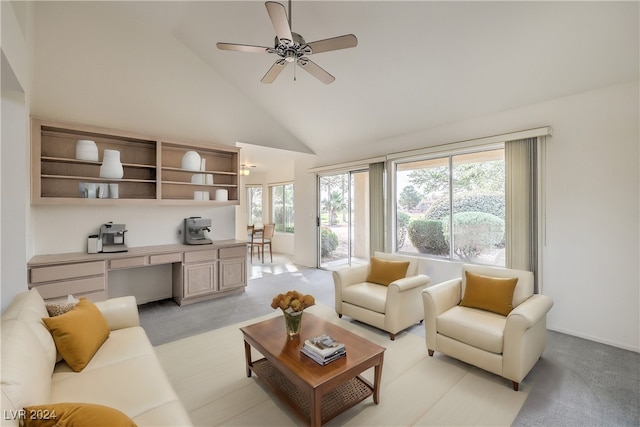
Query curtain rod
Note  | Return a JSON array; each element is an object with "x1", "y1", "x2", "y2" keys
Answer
[{"x1": 386, "y1": 126, "x2": 552, "y2": 160}]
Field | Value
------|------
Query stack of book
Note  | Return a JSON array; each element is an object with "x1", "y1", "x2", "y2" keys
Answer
[{"x1": 301, "y1": 334, "x2": 346, "y2": 365}]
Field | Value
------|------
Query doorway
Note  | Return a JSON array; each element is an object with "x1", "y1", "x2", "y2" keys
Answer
[{"x1": 318, "y1": 170, "x2": 369, "y2": 268}]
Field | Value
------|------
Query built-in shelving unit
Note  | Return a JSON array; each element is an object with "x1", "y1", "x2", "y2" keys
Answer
[
  {"x1": 31, "y1": 118, "x2": 240, "y2": 205},
  {"x1": 160, "y1": 142, "x2": 239, "y2": 203}
]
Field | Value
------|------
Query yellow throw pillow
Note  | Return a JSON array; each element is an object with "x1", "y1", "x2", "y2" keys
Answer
[
  {"x1": 460, "y1": 271, "x2": 518, "y2": 316},
  {"x1": 22, "y1": 403, "x2": 136, "y2": 427},
  {"x1": 42, "y1": 298, "x2": 110, "y2": 372},
  {"x1": 365, "y1": 257, "x2": 410, "y2": 286}
]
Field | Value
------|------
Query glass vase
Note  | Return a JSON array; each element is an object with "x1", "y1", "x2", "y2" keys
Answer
[{"x1": 283, "y1": 310, "x2": 303, "y2": 338}]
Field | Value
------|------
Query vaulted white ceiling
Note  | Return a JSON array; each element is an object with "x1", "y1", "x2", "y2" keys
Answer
[{"x1": 33, "y1": 1, "x2": 639, "y2": 172}]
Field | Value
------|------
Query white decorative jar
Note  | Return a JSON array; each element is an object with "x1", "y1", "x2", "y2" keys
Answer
[
  {"x1": 99, "y1": 149, "x2": 124, "y2": 179},
  {"x1": 75, "y1": 140, "x2": 99, "y2": 161},
  {"x1": 215, "y1": 189, "x2": 228, "y2": 201},
  {"x1": 182, "y1": 151, "x2": 201, "y2": 171}
]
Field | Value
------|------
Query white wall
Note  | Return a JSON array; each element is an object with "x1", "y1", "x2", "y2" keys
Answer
[
  {"x1": 30, "y1": 2, "x2": 301, "y2": 152},
  {"x1": 293, "y1": 156, "x2": 319, "y2": 267},
  {"x1": 296, "y1": 81, "x2": 640, "y2": 351},
  {"x1": 1, "y1": 1, "x2": 32, "y2": 311},
  {"x1": 31, "y1": 205, "x2": 236, "y2": 255},
  {"x1": 1, "y1": 67, "x2": 28, "y2": 311}
]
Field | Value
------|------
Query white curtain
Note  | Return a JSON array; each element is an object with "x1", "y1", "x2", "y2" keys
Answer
[
  {"x1": 369, "y1": 162, "x2": 385, "y2": 255},
  {"x1": 505, "y1": 137, "x2": 539, "y2": 291}
]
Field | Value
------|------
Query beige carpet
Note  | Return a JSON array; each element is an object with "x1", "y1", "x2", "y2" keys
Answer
[{"x1": 155, "y1": 303, "x2": 529, "y2": 426}]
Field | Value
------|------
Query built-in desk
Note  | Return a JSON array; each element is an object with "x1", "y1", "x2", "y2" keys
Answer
[{"x1": 28, "y1": 240, "x2": 248, "y2": 306}]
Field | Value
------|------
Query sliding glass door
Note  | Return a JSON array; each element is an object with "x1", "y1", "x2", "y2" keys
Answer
[{"x1": 318, "y1": 170, "x2": 369, "y2": 268}]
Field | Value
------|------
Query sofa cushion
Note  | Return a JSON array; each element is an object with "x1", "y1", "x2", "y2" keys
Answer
[
  {"x1": 22, "y1": 402, "x2": 136, "y2": 427},
  {"x1": 1, "y1": 290, "x2": 57, "y2": 412},
  {"x1": 365, "y1": 257, "x2": 410, "y2": 286},
  {"x1": 437, "y1": 305, "x2": 507, "y2": 354},
  {"x1": 460, "y1": 271, "x2": 518, "y2": 316},
  {"x1": 2, "y1": 289, "x2": 57, "y2": 369},
  {"x1": 50, "y1": 327, "x2": 191, "y2": 425},
  {"x1": 342, "y1": 282, "x2": 388, "y2": 314},
  {"x1": 43, "y1": 299, "x2": 110, "y2": 372},
  {"x1": 1, "y1": 320, "x2": 53, "y2": 412}
]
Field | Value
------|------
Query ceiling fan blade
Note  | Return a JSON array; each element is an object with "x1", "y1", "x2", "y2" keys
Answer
[
  {"x1": 265, "y1": 1, "x2": 293, "y2": 44},
  {"x1": 306, "y1": 34, "x2": 358, "y2": 54},
  {"x1": 298, "y1": 59, "x2": 335, "y2": 84},
  {"x1": 216, "y1": 42, "x2": 271, "y2": 53},
  {"x1": 261, "y1": 59, "x2": 288, "y2": 84}
]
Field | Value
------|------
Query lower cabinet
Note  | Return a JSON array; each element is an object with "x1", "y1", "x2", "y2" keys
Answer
[
  {"x1": 172, "y1": 244, "x2": 247, "y2": 306},
  {"x1": 183, "y1": 262, "x2": 218, "y2": 298},
  {"x1": 219, "y1": 245, "x2": 247, "y2": 292},
  {"x1": 219, "y1": 258, "x2": 245, "y2": 291}
]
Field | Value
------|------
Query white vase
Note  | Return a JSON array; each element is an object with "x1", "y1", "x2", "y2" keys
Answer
[
  {"x1": 75, "y1": 140, "x2": 99, "y2": 161},
  {"x1": 182, "y1": 151, "x2": 201, "y2": 171},
  {"x1": 100, "y1": 149, "x2": 124, "y2": 179},
  {"x1": 215, "y1": 189, "x2": 228, "y2": 201}
]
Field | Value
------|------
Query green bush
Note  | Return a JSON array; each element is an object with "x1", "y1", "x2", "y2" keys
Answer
[
  {"x1": 407, "y1": 219, "x2": 449, "y2": 255},
  {"x1": 442, "y1": 211, "x2": 504, "y2": 261},
  {"x1": 320, "y1": 227, "x2": 339, "y2": 257},
  {"x1": 426, "y1": 192, "x2": 504, "y2": 220}
]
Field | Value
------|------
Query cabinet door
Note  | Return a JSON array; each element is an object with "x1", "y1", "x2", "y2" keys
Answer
[
  {"x1": 219, "y1": 258, "x2": 246, "y2": 291},
  {"x1": 183, "y1": 262, "x2": 217, "y2": 299}
]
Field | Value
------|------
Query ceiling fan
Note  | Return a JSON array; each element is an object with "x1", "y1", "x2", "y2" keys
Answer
[{"x1": 216, "y1": 1, "x2": 357, "y2": 84}]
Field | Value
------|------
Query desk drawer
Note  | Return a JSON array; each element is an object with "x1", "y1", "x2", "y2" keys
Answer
[
  {"x1": 32, "y1": 276, "x2": 105, "y2": 300},
  {"x1": 31, "y1": 261, "x2": 105, "y2": 284},
  {"x1": 219, "y1": 245, "x2": 247, "y2": 259},
  {"x1": 150, "y1": 252, "x2": 182, "y2": 265},
  {"x1": 110, "y1": 257, "x2": 147, "y2": 269},
  {"x1": 184, "y1": 249, "x2": 217, "y2": 263}
]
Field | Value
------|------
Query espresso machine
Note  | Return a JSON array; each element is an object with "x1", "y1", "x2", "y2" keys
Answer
[
  {"x1": 99, "y1": 222, "x2": 128, "y2": 253},
  {"x1": 184, "y1": 217, "x2": 213, "y2": 245}
]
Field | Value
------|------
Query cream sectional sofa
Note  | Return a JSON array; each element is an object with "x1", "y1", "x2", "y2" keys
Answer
[{"x1": 1, "y1": 289, "x2": 191, "y2": 426}]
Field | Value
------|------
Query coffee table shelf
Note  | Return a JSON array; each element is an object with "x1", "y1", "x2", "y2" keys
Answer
[{"x1": 252, "y1": 358, "x2": 373, "y2": 424}]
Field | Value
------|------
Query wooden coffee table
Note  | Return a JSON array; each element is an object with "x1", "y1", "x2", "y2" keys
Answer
[{"x1": 240, "y1": 312, "x2": 385, "y2": 426}]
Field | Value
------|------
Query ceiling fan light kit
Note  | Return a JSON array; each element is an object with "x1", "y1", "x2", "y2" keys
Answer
[{"x1": 217, "y1": 1, "x2": 357, "y2": 84}]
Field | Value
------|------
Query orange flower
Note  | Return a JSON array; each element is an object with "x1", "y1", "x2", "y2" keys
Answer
[{"x1": 271, "y1": 290, "x2": 315, "y2": 312}]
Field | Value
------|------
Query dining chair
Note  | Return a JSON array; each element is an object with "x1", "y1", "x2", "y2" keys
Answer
[
  {"x1": 253, "y1": 223, "x2": 274, "y2": 263},
  {"x1": 247, "y1": 225, "x2": 260, "y2": 261}
]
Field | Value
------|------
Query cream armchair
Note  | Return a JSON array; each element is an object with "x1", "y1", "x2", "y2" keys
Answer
[
  {"x1": 333, "y1": 252, "x2": 430, "y2": 340},
  {"x1": 422, "y1": 264, "x2": 553, "y2": 390}
]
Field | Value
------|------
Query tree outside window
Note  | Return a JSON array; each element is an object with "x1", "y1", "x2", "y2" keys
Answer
[
  {"x1": 271, "y1": 183, "x2": 294, "y2": 233},
  {"x1": 246, "y1": 186, "x2": 262, "y2": 226},
  {"x1": 396, "y1": 148, "x2": 506, "y2": 266}
]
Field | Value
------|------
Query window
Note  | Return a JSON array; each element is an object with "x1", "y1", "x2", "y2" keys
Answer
[
  {"x1": 246, "y1": 186, "x2": 262, "y2": 226},
  {"x1": 395, "y1": 147, "x2": 505, "y2": 266},
  {"x1": 271, "y1": 183, "x2": 294, "y2": 233}
]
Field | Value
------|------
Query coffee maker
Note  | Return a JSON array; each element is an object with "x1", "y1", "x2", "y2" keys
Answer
[
  {"x1": 184, "y1": 217, "x2": 212, "y2": 245},
  {"x1": 99, "y1": 222, "x2": 128, "y2": 253}
]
